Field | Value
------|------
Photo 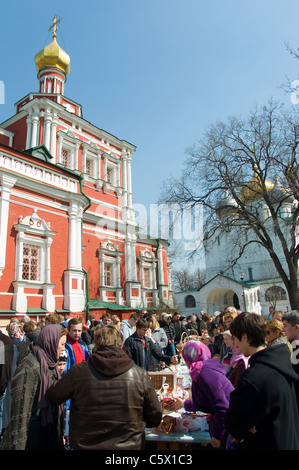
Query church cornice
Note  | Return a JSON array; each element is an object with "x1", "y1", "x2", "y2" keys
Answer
[{"x1": 3, "y1": 94, "x2": 136, "y2": 153}]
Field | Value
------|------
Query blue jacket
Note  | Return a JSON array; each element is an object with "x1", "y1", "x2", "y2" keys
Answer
[{"x1": 64, "y1": 339, "x2": 90, "y2": 373}]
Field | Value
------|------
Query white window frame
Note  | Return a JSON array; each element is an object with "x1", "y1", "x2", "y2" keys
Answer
[
  {"x1": 138, "y1": 249, "x2": 157, "y2": 290},
  {"x1": 14, "y1": 210, "x2": 55, "y2": 286},
  {"x1": 82, "y1": 143, "x2": 102, "y2": 187},
  {"x1": 57, "y1": 131, "x2": 80, "y2": 171},
  {"x1": 98, "y1": 241, "x2": 122, "y2": 289},
  {"x1": 106, "y1": 165, "x2": 116, "y2": 185},
  {"x1": 103, "y1": 152, "x2": 120, "y2": 191}
]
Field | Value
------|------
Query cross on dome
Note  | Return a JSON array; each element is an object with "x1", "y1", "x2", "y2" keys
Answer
[{"x1": 48, "y1": 15, "x2": 62, "y2": 39}]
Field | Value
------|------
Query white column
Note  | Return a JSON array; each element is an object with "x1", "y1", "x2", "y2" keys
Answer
[
  {"x1": 76, "y1": 206, "x2": 83, "y2": 269},
  {"x1": 57, "y1": 135, "x2": 63, "y2": 163},
  {"x1": 153, "y1": 260, "x2": 157, "y2": 289},
  {"x1": 116, "y1": 254, "x2": 121, "y2": 288},
  {"x1": 45, "y1": 236, "x2": 53, "y2": 283},
  {"x1": 15, "y1": 231, "x2": 24, "y2": 281},
  {"x1": 130, "y1": 238, "x2": 137, "y2": 282},
  {"x1": 103, "y1": 154, "x2": 107, "y2": 179},
  {"x1": 97, "y1": 151, "x2": 102, "y2": 179},
  {"x1": 139, "y1": 260, "x2": 144, "y2": 285},
  {"x1": 74, "y1": 143, "x2": 80, "y2": 171},
  {"x1": 125, "y1": 238, "x2": 132, "y2": 281},
  {"x1": 116, "y1": 253, "x2": 123, "y2": 305},
  {"x1": 117, "y1": 161, "x2": 121, "y2": 187},
  {"x1": 68, "y1": 200, "x2": 78, "y2": 269},
  {"x1": 50, "y1": 113, "x2": 58, "y2": 161},
  {"x1": 43, "y1": 108, "x2": 52, "y2": 150},
  {"x1": 100, "y1": 253, "x2": 105, "y2": 287},
  {"x1": 82, "y1": 145, "x2": 87, "y2": 173},
  {"x1": 127, "y1": 152, "x2": 132, "y2": 208},
  {"x1": 157, "y1": 244, "x2": 164, "y2": 285},
  {"x1": 30, "y1": 109, "x2": 40, "y2": 148},
  {"x1": 25, "y1": 112, "x2": 33, "y2": 149},
  {"x1": 0, "y1": 175, "x2": 17, "y2": 278},
  {"x1": 121, "y1": 150, "x2": 128, "y2": 207}
]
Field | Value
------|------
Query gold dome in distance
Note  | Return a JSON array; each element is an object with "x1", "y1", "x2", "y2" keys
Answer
[
  {"x1": 34, "y1": 16, "x2": 70, "y2": 75},
  {"x1": 240, "y1": 165, "x2": 274, "y2": 203}
]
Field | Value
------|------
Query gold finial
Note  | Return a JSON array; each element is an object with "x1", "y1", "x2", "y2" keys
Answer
[{"x1": 49, "y1": 15, "x2": 62, "y2": 39}]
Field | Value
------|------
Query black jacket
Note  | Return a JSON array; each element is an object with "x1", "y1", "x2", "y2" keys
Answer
[
  {"x1": 225, "y1": 343, "x2": 299, "y2": 450},
  {"x1": 171, "y1": 320, "x2": 188, "y2": 343},
  {"x1": 124, "y1": 331, "x2": 172, "y2": 370}
]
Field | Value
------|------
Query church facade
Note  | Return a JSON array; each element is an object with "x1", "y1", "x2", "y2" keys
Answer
[
  {"x1": 174, "y1": 171, "x2": 297, "y2": 317},
  {"x1": 0, "y1": 22, "x2": 173, "y2": 325}
]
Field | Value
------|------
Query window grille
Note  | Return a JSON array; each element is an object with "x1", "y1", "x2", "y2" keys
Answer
[
  {"x1": 22, "y1": 244, "x2": 40, "y2": 281},
  {"x1": 61, "y1": 148, "x2": 70, "y2": 167},
  {"x1": 107, "y1": 167, "x2": 114, "y2": 184},
  {"x1": 86, "y1": 158, "x2": 94, "y2": 177},
  {"x1": 104, "y1": 263, "x2": 113, "y2": 286},
  {"x1": 143, "y1": 268, "x2": 151, "y2": 288}
]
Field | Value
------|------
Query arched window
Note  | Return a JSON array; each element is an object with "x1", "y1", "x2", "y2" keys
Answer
[
  {"x1": 185, "y1": 295, "x2": 196, "y2": 308},
  {"x1": 265, "y1": 286, "x2": 287, "y2": 302}
]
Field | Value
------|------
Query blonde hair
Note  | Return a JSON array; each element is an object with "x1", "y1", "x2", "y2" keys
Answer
[
  {"x1": 46, "y1": 313, "x2": 63, "y2": 324},
  {"x1": 146, "y1": 315, "x2": 159, "y2": 331},
  {"x1": 223, "y1": 312, "x2": 238, "y2": 323},
  {"x1": 266, "y1": 319, "x2": 286, "y2": 337},
  {"x1": 111, "y1": 315, "x2": 120, "y2": 328},
  {"x1": 94, "y1": 325, "x2": 124, "y2": 349}
]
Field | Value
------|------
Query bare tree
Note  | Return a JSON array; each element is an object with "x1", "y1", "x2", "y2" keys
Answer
[
  {"x1": 160, "y1": 100, "x2": 299, "y2": 309},
  {"x1": 171, "y1": 267, "x2": 205, "y2": 292}
]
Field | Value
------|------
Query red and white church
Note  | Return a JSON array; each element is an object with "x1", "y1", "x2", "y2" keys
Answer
[{"x1": 0, "y1": 19, "x2": 173, "y2": 326}]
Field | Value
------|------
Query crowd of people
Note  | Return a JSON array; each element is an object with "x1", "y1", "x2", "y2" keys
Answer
[{"x1": 0, "y1": 306, "x2": 299, "y2": 450}]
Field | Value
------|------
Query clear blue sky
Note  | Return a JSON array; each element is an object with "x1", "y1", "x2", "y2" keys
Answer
[{"x1": 1, "y1": 0, "x2": 299, "y2": 268}]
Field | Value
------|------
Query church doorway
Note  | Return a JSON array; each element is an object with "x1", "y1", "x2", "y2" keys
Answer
[{"x1": 206, "y1": 288, "x2": 239, "y2": 315}]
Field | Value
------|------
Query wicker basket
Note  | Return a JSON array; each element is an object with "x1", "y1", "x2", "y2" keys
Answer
[
  {"x1": 176, "y1": 329, "x2": 201, "y2": 357},
  {"x1": 148, "y1": 364, "x2": 177, "y2": 390}
]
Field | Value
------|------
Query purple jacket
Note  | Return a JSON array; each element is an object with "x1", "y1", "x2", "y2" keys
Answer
[{"x1": 184, "y1": 357, "x2": 234, "y2": 440}]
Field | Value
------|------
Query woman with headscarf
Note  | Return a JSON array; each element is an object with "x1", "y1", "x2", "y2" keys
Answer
[
  {"x1": 0, "y1": 323, "x2": 66, "y2": 450},
  {"x1": 6, "y1": 318, "x2": 27, "y2": 343},
  {"x1": 167, "y1": 341, "x2": 234, "y2": 448}
]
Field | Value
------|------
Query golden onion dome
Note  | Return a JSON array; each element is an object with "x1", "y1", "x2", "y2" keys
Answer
[
  {"x1": 34, "y1": 36, "x2": 70, "y2": 75},
  {"x1": 240, "y1": 167, "x2": 274, "y2": 203}
]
